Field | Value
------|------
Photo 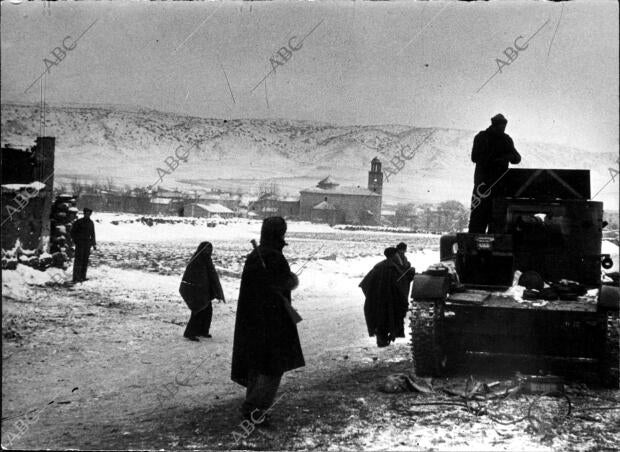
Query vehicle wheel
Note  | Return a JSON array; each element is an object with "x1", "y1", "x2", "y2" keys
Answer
[
  {"x1": 410, "y1": 300, "x2": 445, "y2": 377},
  {"x1": 602, "y1": 311, "x2": 619, "y2": 388}
]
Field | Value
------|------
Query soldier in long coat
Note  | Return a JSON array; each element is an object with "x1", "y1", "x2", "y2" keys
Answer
[
  {"x1": 71, "y1": 208, "x2": 96, "y2": 283},
  {"x1": 179, "y1": 241, "x2": 225, "y2": 341},
  {"x1": 231, "y1": 217, "x2": 305, "y2": 424}
]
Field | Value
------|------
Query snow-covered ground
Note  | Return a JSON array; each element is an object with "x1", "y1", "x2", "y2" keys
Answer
[
  {"x1": 2, "y1": 215, "x2": 619, "y2": 450},
  {"x1": 4, "y1": 212, "x2": 618, "y2": 296},
  {"x1": 94, "y1": 213, "x2": 440, "y2": 243},
  {"x1": 95, "y1": 214, "x2": 331, "y2": 243},
  {"x1": 84, "y1": 213, "x2": 441, "y2": 277},
  {"x1": 3, "y1": 214, "x2": 441, "y2": 308}
]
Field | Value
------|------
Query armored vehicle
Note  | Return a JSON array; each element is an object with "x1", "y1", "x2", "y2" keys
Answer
[{"x1": 410, "y1": 169, "x2": 619, "y2": 387}]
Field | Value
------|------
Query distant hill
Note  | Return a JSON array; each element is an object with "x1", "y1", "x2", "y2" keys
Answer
[{"x1": 1, "y1": 102, "x2": 617, "y2": 208}]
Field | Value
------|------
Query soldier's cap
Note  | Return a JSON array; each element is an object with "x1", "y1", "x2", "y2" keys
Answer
[
  {"x1": 396, "y1": 242, "x2": 407, "y2": 251},
  {"x1": 491, "y1": 113, "x2": 508, "y2": 124},
  {"x1": 83, "y1": 207, "x2": 93, "y2": 213}
]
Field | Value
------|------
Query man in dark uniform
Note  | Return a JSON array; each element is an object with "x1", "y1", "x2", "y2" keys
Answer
[
  {"x1": 468, "y1": 114, "x2": 522, "y2": 233},
  {"x1": 71, "y1": 208, "x2": 96, "y2": 283}
]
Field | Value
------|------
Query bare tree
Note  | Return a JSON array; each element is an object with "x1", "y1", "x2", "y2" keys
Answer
[
  {"x1": 438, "y1": 200, "x2": 468, "y2": 232},
  {"x1": 70, "y1": 177, "x2": 85, "y2": 197},
  {"x1": 105, "y1": 177, "x2": 115, "y2": 191},
  {"x1": 53, "y1": 182, "x2": 66, "y2": 198},
  {"x1": 258, "y1": 180, "x2": 280, "y2": 198},
  {"x1": 395, "y1": 203, "x2": 415, "y2": 228}
]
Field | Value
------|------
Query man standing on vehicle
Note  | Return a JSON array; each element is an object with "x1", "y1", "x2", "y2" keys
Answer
[
  {"x1": 71, "y1": 207, "x2": 96, "y2": 283},
  {"x1": 468, "y1": 114, "x2": 522, "y2": 233}
]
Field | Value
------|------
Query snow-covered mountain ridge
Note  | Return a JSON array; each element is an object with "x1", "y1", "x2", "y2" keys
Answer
[{"x1": 1, "y1": 102, "x2": 617, "y2": 207}]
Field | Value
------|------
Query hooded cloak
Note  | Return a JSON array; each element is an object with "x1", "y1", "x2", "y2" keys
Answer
[
  {"x1": 179, "y1": 241, "x2": 225, "y2": 312},
  {"x1": 359, "y1": 249, "x2": 408, "y2": 344},
  {"x1": 231, "y1": 217, "x2": 305, "y2": 387}
]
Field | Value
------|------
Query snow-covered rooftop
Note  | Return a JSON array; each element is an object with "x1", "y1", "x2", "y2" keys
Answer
[
  {"x1": 151, "y1": 197, "x2": 172, "y2": 205},
  {"x1": 317, "y1": 175, "x2": 338, "y2": 188},
  {"x1": 194, "y1": 203, "x2": 234, "y2": 214},
  {"x1": 1, "y1": 181, "x2": 47, "y2": 193}
]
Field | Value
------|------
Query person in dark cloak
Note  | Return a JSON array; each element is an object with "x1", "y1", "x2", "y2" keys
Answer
[
  {"x1": 231, "y1": 216, "x2": 305, "y2": 424},
  {"x1": 395, "y1": 242, "x2": 415, "y2": 302},
  {"x1": 71, "y1": 207, "x2": 96, "y2": 283},
  {"x1": 179, "y1": 242, "x2": 225, "y2": 341},
  {"x1": 360, "y1": 247, "x2": 409, "y2": 347},
  {"x1": 468, "y1": 114, "x2": 521, "y2": 233}
]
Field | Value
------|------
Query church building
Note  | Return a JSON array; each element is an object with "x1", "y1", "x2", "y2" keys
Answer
[{"x1": 299, "y1": 158, "x2": 384, "y2": 225}]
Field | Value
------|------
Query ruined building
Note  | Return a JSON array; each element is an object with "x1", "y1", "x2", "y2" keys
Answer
[{"x1": 1, "y1": 137, "x2": 55, "y2": 250}]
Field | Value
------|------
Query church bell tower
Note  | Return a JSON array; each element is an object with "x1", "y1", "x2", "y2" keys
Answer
[{"x1": 368, "y1": 157, "x2": 383, "y2": 195}]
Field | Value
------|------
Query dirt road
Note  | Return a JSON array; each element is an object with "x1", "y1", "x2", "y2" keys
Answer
[
  {"x1": 3, "y1": 262, "x2": 619, "y2": 450},
  {"x1": 2, "y1": 263, "x2": 379, "y2": 449}
]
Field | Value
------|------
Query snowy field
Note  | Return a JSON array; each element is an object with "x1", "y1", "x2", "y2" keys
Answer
[
  {"x1": 88, "y1": 213, "x2": 442, "y2": 277},
  {"x1": 2, "y1": 213, "x2": 619, "y2": 451}
]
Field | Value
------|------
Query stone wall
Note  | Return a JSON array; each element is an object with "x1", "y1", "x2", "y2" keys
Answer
[{"x1": 1, "y1": 192, "x2": 48, "y2": 250}]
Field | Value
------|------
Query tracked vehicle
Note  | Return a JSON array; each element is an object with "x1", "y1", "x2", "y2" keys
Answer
[{"x1": 410, "y1": 169, "x2": 619, "y2": 387}]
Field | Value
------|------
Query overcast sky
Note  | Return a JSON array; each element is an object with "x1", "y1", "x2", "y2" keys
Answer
[{"x1": 1, "y1": 0, "x2": 618, "y2": 155}]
